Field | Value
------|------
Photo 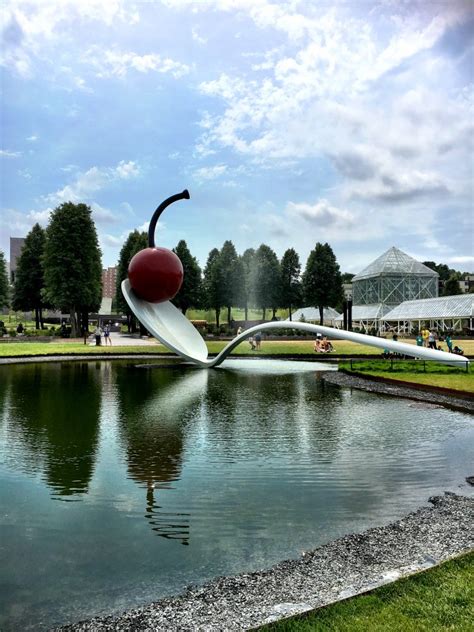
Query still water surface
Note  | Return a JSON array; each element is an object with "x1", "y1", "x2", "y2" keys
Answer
[{"x1": 0, "y1": 359, "x2": 472, "y2": 630}]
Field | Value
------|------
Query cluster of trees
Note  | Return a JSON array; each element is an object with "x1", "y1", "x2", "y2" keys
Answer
[
  {"x1": 422, "y1": 261, "x2": 471, "y2": 296},
  {"x1": 116, "y1": 233, "x2": 343, "y2": 327},
  {"x1": 2, "y1": 203, "x2": 102, "y2": 336},
  {"x1": 3, "y1": 201, "x2": 472, "y2": 336}
]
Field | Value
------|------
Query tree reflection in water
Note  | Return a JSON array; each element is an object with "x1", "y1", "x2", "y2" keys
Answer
[
  {"x1": 5, "y1": 362, "x2": 100, "y2": 498},
  {"x1": 115, "y1": 364, "x2": 208, "y2": 545}
]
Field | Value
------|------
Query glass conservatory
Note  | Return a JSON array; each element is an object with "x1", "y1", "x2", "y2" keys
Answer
[
  {"x1": 352, "y1": 247, "x2": 439, "y2": 307},
  {"x1": 381, "y1": 294, "x2": 474, "y2": 334}
]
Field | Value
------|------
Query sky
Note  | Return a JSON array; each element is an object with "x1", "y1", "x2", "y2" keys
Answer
[{"x1": 1, "y1": 0, "x2": 473, "y2": 274}]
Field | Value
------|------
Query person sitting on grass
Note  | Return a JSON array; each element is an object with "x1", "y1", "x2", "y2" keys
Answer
[
  {"x1": 320, "y1": 337, "x2": 333, "y2": 353},
  {"x1": 453, "y1": 345, "x2": 464, "y2": 355}
]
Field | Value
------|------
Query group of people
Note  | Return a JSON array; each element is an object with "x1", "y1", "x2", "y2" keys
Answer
[
  {"x1": 236, "y1": 326, "x2": 262, "y2": 351},
  {"x1": 416, "y1": 329, "x2": 463, "y2": 354},
  {"x1": 94, "y1": 323, "x2": 112, "y2": 346},
  {"x1": 314, "y1": 334, "x2": 334, "y2": 353}
]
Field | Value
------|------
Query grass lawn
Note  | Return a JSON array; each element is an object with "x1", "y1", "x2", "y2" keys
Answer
[
  {"x1": 340, "y1": 359, "x2": 474, "y2": 393},
  {"x1": 1, "y1": 337, "x2": 473, "y2": 360},
  {"x1": 260, "y1": 551, "x2": 474, "y2": 632}
]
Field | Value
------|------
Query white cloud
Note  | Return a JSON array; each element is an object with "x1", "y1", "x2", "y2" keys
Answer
[
  {"x1": 193, "y1": 164, "x2": 228, "y2": 181},
  {"x1": 0, "y1": 149, "x2": 21, "y2": 158},
  {"x1": 46, "y1": 160, "x2": 141, "y2": 204},
  {"x1": 26, "y1": 135, "x2": 38, "y2": 142},
  {"x1": 1, "y1": 0, "x2": 140, "y2": 77},
  {"x1": 191, "y1": 27, "x2": 207, "y2": 45},
  {"x1": 90, "y1": 203, "x2": 118, "y2": 224},
  {"x1": 83, "y1": 47, "x2": 190, "y2": 79},
  {"x1": 115, "y1": 160, "x2": 140, "y2": 179}
]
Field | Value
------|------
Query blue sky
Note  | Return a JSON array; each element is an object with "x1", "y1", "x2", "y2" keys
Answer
[{"x1": 1, "y1": 0, "x2": 473, "y2": 273}]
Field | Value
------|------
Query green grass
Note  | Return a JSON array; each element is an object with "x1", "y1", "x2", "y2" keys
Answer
[
  {"x1": 340, "y1": 359, "x2": 474, "y2": 393},
  {"x1": 260, "y1": 551, "x2": 474, "y2": 632}
]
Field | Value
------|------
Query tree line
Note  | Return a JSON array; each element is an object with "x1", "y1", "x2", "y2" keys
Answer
[
  {"x1": 116, "y1": 231, "x2": 343, "y2": 328},
  {"x1": 1, "y1": 201, "x2": 470, "y2": 336}
]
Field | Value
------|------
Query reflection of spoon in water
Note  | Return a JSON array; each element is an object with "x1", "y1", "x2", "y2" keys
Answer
[{"x1": 122, "y1": 279, "x2": 469, "y2": 368}]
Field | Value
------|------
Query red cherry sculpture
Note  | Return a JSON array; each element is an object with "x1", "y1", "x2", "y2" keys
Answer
[{"x1": 128, "y1": 189, "x2": 190, "y2": 303}]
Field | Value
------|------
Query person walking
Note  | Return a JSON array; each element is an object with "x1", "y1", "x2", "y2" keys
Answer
[
  {"x1": 103, "y1": 323, "x2": 112, "y2": 346},
  {"x1": 445, "y1": 333, "x2": 453, "y2": 353},
  {"x1": 255, "y1": 332, "x2": 262, "y2": 350},
  {"x1": 422, "y1": 327, "x2": 430, "y2": 347}
]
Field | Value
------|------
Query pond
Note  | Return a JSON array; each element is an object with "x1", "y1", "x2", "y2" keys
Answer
[{"x1": 0, "y1": 359, "x2": 472, "y2": 630}]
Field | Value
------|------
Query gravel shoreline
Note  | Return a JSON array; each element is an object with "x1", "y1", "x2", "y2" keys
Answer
[
  {"x1": 56, "y1": 493, "x2": 473, "y2": 631},
  {"x1": 323, "y1": 371, "x2": 473, "y2": 413}
]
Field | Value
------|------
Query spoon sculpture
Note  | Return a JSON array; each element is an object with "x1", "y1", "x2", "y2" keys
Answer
[{"x1": 122, "y1": 192, "x2": 469, "y2": 369}]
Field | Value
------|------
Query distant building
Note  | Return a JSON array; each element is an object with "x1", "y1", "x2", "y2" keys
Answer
[
  {"x1": 9, "y1": 237, "x2": 25, "y2": 284},
  {"x1": 102, "y1": 266, "x2": 117, "y2": 298},
  {"x1": 459, "y1": 274, "x2": 474, "y2": 294}
]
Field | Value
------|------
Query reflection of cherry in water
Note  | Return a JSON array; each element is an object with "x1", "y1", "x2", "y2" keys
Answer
[
  {"x1": 145, "y1": 482, "x2": 190, "y2": 545},
  {"x1": 128, "y1": 190, "x2": 190, "y2": 303}
]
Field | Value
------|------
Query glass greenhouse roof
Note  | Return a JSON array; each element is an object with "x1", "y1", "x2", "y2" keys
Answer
[
  {"x1": 382, "y1": 294, "x2": 473, "y2": 321},
  {"x1": 334, "y1": 304, "x2": 392, "y2": 321},
  {"x1": 289, "y1": 307, "x2": 341, "y2": 322},
  {"x1": 353, "y1": 247, "x2": 439, "y2": 281}
]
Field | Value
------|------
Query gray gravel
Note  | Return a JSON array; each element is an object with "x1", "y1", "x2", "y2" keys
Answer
[
  {"x1": 56, "y1": 493, "x2": 473, "y2": 631},
  {"x1": 323, "y1": 371, "x2": 473, "y2": 413}
]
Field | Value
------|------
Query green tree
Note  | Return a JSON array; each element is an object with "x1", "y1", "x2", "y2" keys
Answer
[
  {"x1": 240, "y1": 248, "x2": 255, "y2": 322},
  {"x1": 280, "y1": 248, "x2": 302, "y2": 321},
  {"x1": 423, "y1": 261, "x2": 455, "y2": 281},
  {"x1": 443, "y1": 275, "x2": 461, "y2": 296},
  {"x1": 115, "y1": 230, "x2": 148, "y2": 332},
  {"x1": 203, "y1": 248, "x2": 223, "y2": 328},
  {"x1": 44, "y1": 202, "x2": 102, "y2": 337},
  {"x1": 303, "y1": 242, "x2": 343, "y2": 325},
  {"x1": 218, "y1": 240, "x2": 244, "y2": 325},
  {"x1": 341, "y1": 272, "x2": 355, "y2": 283},
  {"x1": 172, "y1": 240, "x2": 202, "y2": 314},
  {"x1": 0, "y1": 251, "x2": 9, "y2": 309},
  {"x1": 250, "y1": 244, "x2": 281, "y2": 320},
  {"x1": 12, "y1": 223, "x2": 47, "y2": 329}
]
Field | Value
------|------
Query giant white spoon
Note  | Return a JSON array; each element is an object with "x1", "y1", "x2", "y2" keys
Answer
[{"x1": 122, "y1": 279, "x2": 469, "y2": 368}]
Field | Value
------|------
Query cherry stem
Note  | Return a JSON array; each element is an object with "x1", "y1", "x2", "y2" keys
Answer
[{"x1": 148, "y1": 189, "x2": 190, "y2": 248}]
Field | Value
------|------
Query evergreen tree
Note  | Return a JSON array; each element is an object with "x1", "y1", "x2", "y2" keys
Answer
[
  {"x1": 203, "y1": 248, "x2": 223, "y2": 328},
  {"x1": 172, "y1": 240, "x2": 202, "y2": 314},
  {"x1": 250, "y1": 244, "x2": 281, "y2": 320},
  {"x1": 280, "y1": 248, "x2": 302, "y2": 321},
  {"x1": 218, "y1": 240, "x2": 244, "y2": 325},
  {"x1": 12, "y1": 223, "x2": 47, "y2": 329},
  {"x1": 115, "y1": 230, "x2": 148, "y2": 331},
  {"x1": 0, "y1": 251, "x2": 9, "y2": 310},
  {"x1": 302, "y1": 242, "x2": 343, "y2": 325},
  {"x1": 43, "y1": 202, "x2": 102, "y2": 337},
  {"x1": 240, "y1": 248, "x2": 255, "y2": 322}
]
